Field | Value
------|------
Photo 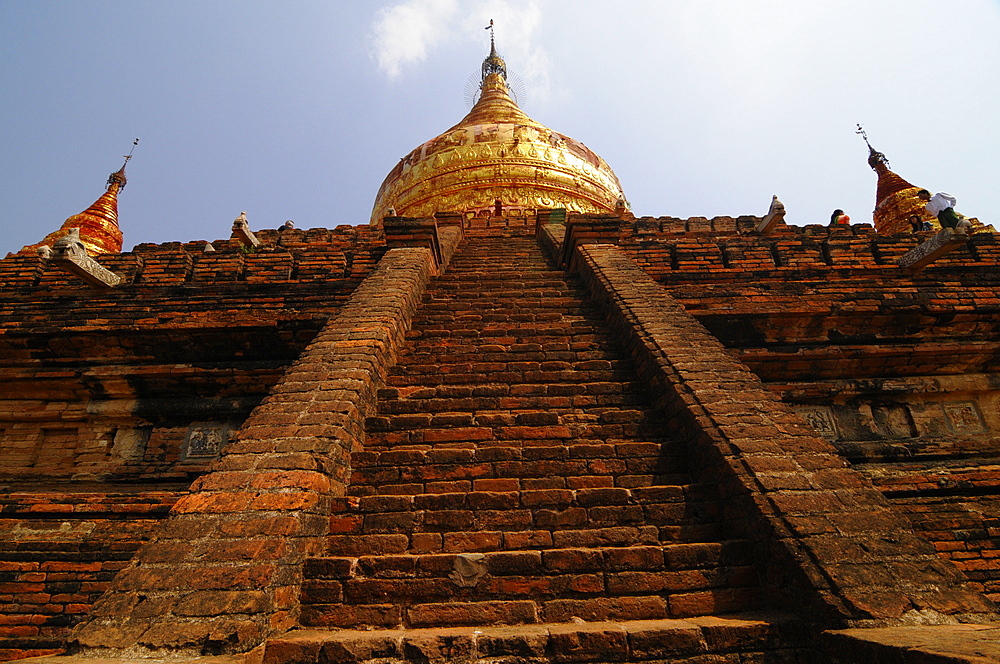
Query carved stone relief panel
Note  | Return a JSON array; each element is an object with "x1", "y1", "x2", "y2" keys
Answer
[
  {"x1": 182, "y1": 423, "x2": 229, "y2": 459},
  {"x1": 796, "y1": 406, "x2": 839, "y2": 440},
  {"x1": 942, "y1": 402, "x2": 986, "y2": 434}
]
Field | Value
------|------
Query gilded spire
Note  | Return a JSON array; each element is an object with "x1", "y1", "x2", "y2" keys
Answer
[
  {"x1": 16, "y1": 140, "x2": 137, "y2": 257},
  {"x1": 856, "y1": 126, "x2": 936, "y2": 234},
  {"x1": 369, "y1": 32, "x2": 628, "y2": 224},
  {"x1": 481, "y1": 20, "x2": 507, "y2": 82}
]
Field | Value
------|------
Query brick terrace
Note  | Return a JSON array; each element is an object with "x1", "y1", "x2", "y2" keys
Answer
[{"x1": 2, "y1": 215, "x2": 1000, "y2": 663}]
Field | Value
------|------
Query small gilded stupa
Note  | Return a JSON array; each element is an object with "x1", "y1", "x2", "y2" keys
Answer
[
  {"x1": 860, "y1": 128, "x2": 985, "y2": 235},
  {"x1": 15, "y1": 146, "x2": 135, "y2": 258},
  {"x1": 862, "y1": 133, "x2": 937, "y2": 235},
  {"x1": 370, "y1": 32, "x2": 628, "y2": 224}
]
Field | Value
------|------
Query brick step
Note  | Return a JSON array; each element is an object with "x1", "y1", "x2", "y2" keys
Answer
[
  {"x1": 365, "y1": 421, "x2": 655, "y2": 448},
  {"x1": 397, "y1": 342, "x2": 619, "y2": 359},
  {"x1": 300, "y1": 592, "x2": 760, "y2": 630},
  {"x1": 298, "y1": 542, "x2": 761, "y2": 628},
  {"x1": 325, "y1": 490, "x2": 721, "y2": 541},
  {"x1": 342, "y1": 484, "x2": 706, "y2": 514},
  {"x1": 348, "y1": 444, "x2": 689, "y2": 494},
  {"x1": 0, "y1": 636, "x2": 64, "y2": 662},
  {"x1": 411, "y1": 309, "x2": 598, "y2": 322},
  {"x1": 377, "y1": 381, "x2": 648, "y2": 401},
  {"x1": 264, "y1": 615, "x2": 802, "y2": 664},
  {"x1": 388, "y1": 358, "x2": 628, "y2": 375},
  {"x1": 375, "y1": 392, "x2": 648, "y2": 416},
  {"x1": 347, "y1": 470, "x2": 692, "y2": 496},
  {"x1": 352, "y1": 443, "x2": 677, "y2": 469},
  {"x1": 384, "y1": 369, "x2": 639, "y2": 388},
  {"x1": 324, "y1": 524, "x2": 728, "y2": 561},
  {"x1": 394, "y1": 340, "x2": 618, "y2": 355},
  {"x1": 431, "y1": 275, "x2": 574, "y2": 286},
  {"x1": 402, "y1": 326, "x2": 609, "y2": 341},
  {"x1": 365, "y1": 423, "x2": 657, "y2": 447},
  {"x1": 307, "y1": 542, "x2": 754, "y2": 582},
  {"x1": 416, "y1": 296, "x2": 591, "y2": 309},
  {"x1": 368, "y1": 407, "x2": 649, "y2": 431},
  {"x1": 418, "y1": 294, "x2": 593, "y2": 306},
  {"x1": 407, "y1": 315, "x2": 605, "y2": 330}
]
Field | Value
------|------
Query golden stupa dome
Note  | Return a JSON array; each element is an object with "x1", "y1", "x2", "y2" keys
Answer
[{"x1": 370, "y1": 39, "x2": 627, "y2": 223}]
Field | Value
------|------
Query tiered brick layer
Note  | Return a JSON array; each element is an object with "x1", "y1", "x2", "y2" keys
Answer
[{"x1": 0, "y1": 487, "x2": 182, "y2": 660}]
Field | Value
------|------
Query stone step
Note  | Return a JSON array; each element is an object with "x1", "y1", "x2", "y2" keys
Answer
[
  {"x1": 384, "y1": 369, "x2": 638, "y2": 389},
  {"x1": 389, "y1": 358, "x2": 628, "y2": 374},
  {"x1": 392, "y1": 344, "x2": 619, "y2": 359},
  {"x1": 299, "y1": 593, "x2": 762, "y2": 629},
  {"x1": 350, "y1": 443, "x2": 681, "y2": 474},
  {"x1": 375, "y1": 393, "x2": 648, "y2": 416},
  {"x1": 402, "y1": 326, "x2": 610, "y2": 342},
  {"x1": 263, "y1": 616, "x2": 802, "y2": 664},
  {"x1": 348, "y1": 448, "x2": 686, "y2": 488},
  {"x1": 324, "y1": 524, "x2": 728, "y2": 560},
  {"x1": 324, "y1": 487, "x2": 722, "y2": 545},
  {"x1": 367, "y1": 408, "x2": 650, "y2": 434},
  {"x1": 307, "y1": 542, "x2": 754, "y2": 582},
  {"x1": 417, "y1": 299, "x2": 589, "y2": 311},
  {"x1": 342, "y1": 485, "x2": 703, "y2": 513},
  {"x1": 377, "y1": 381, "x2": 647, "y2": 401},
  {"x1": 432, "y1": 275, "x2": 573, "y2": 286},
  {"x1": 394, "y1": 343, "x2": 619, "y2": 360},
  {"x1": 364, "y1": 423, "x2": 659, "y2": 448},
  {"x1": 411, "y1": 322, "x2": 608, "y2": 340},
  {"x1": 418, "y1": 294, "x2": 592, "y2": 307},
  {"x1": 298, "y1": 549, "x2": 763, "y2": 626}
]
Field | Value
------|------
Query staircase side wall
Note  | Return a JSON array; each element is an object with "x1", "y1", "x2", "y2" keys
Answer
[
  {"x1": 69, "y1": 246, "x2": 440, "y2": 657},
  {"x1": 571, "y1": 242, "x2": 995, "y2": 626}
]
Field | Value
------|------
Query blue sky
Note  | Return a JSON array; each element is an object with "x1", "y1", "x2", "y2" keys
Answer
[{"x1": 2, "y1": 1, "x2": 999, "y2": 255}]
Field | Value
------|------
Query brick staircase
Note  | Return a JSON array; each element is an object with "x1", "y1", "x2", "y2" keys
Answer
[{"x1": 266, "y1": 235, "x2": 804, "y2": 662}]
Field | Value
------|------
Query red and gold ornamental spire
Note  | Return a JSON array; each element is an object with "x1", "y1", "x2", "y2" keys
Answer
[
  {"x1": 369, "y1": 27, "x2": 628, "y2": 224},
  {"x1": 17, "y1": 140, "x2": 136, "y2": 257},
  {"x1": 857, "y1": 127, "x2": 937, "y2": 235}
]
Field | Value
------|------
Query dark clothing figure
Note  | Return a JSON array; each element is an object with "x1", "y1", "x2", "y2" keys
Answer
[
  {"x1": 909, "y1": 215, "x2": 932, "y2": 233},
  {"x1": 829, "y1": 209, "x2": 850, "y2": 226}
]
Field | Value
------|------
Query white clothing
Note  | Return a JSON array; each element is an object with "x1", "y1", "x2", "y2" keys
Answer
[{"x1": 926, "y1": 192, "x2": 957, "y2": 217}]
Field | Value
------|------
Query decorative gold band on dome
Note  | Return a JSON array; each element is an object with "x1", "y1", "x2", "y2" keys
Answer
[{"x1": 370, "y1": 40, "x2": 627, "y2": 224}]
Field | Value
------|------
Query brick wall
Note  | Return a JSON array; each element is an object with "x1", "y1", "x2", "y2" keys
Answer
[
  {"x1": 69, "y1": 237, "x2": 447, "y2": 657},
  {"x1": 0, "y1": 225, "x2": 392, "y2": 660},
  {"x1": 569, "y1": 240, "x2": 994, "y2": 624}
]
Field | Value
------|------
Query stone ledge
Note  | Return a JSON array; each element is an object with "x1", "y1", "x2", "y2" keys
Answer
[
  {"x1": 262, "y1": 614, "x2": 804, "y2": 664},
  {"x1": 823, "y1": 623, "x2": 1000, "y2": 663}
]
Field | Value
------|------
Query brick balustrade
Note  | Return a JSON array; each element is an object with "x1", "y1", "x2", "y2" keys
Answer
[
  {"x1": 570, "y1": 241, "x2": 996, "y2": 625},
  {"x1": 69, "y1": 237, "x2": 451, "y2": 657}
]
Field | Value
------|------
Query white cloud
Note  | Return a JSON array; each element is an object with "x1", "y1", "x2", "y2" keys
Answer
[
  {"x1": 370, "y1": 0, "x2": 552, "y2": 103},
  {"x1": 371, "y1": 0, "x2": 459, "y2": 79},
  {"x1": 459, "y1": 0, "x2": 551, "y2": 105}
]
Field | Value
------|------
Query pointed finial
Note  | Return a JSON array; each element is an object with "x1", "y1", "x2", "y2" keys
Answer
[
  {"x1": 481, "y1": 19, "x2": 506, "y2": 82},
  {"x1": 857, "y1": 124, "x2": 890, "y2": 171},
  {"x1": 107, "y1": 138, "x2": 138, "y2": 190}
]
